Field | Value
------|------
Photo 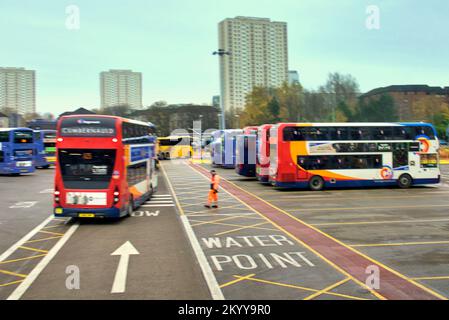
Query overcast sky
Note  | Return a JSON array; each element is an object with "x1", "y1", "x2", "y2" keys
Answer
[{"x1": 1, "y1": 0, "x2": 448, "y2": 115}]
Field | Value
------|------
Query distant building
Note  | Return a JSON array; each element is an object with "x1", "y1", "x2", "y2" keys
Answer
[
  {"x1": 8, "y1": 113, "x2": 25, "y2": 128},
  {"x1": 27, "y1": 119, "x2": 57, "y2": 130},
  {"x1": 361, "y1": 85, "x2": 449, "y2": 121},
  {"x1": 0, "y1": 112, "x2": 8, "y2": 128},
  {"x1": 132, "y1": 104, "x2": 220, "y2": 137},
  {"x1": 218, "y1": 16, "x2": 288, "y2": 112},
  {"x1": 0, "y1": 67, "x2": 36, "y2": 115},
  {"x1": 288, "y1": 70, "x2": 300, "y2": 85},
  {"x1": 58, "y1": 107, "x2": 96, "y2": 119},
  {"x1": 100, "y1": 69, "x2": 143, "y2": 109}
]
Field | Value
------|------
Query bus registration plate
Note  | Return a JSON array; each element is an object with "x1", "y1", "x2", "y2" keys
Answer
[
  {"x1": 16, "y1": 161, "x2": 32, "y2": 167},
  {"x1": 78, "y1": 213, "x2": 95, "y2": 218}
]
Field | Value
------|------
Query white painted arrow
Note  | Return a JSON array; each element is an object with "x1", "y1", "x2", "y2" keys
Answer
[{"x1": 110, "y1": 241, "x2": 139, "y2": 294}]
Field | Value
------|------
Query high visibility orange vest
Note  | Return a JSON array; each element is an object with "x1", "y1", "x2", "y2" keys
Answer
[{"x1": 211, "y1": 175, "x2": 220, "y2": 190}]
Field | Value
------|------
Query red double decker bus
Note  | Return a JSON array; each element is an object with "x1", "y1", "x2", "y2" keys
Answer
[{"x1": 54, "y1": 115, "x2": 158, "y2": 218}]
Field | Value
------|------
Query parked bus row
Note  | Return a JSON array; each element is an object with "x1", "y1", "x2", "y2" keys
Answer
[
  {"x1": 0, "y1": 128, "x2": 57, "y2": 175},
  {"x1": 210, "y1": 122, "x2": 441, "y2": 190}
]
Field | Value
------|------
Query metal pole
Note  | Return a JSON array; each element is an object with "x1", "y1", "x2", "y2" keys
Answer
[{"x1": 213, "y1": 49, "x2": 230, "y2": 130}]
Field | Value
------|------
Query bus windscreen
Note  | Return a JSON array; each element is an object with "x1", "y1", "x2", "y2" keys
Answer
[
  {"x1": 13, "y1": 131, "x2": 33, "y2": 143},
  {"x1": 58, "y1": 149, "x2": 116, "y2": 189}
]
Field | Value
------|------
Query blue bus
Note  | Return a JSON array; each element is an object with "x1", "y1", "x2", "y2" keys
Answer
[
  {"x1": 34, "y1": 130, "x2": 56, "y2": 169},
  {"x1": 0, "y1": 128, "x2": 36, "y2": 175},
  {"x1": 235, "y1": 133, "x2": 257, "y2": 177}
]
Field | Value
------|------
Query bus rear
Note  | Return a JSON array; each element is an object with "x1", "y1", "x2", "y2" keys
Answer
[
  {"x1": 256, "y1": 124, "x2": 272, "y2": 183},
  {"x1": 235, "y1": 134, "x2": 257, "y2": 177},
  {"x1": 34, "y1": 130, "x2": 56, "y2": 168},
  {"x1": 0, "y1": 128, "x2": 35, "y2": 175},
  {"x1": 54, "y1": 116, "x2": 128, "y2": 218}
]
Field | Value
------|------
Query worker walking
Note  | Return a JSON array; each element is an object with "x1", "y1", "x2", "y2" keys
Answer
[{"x1": 205, "y1": 170, "x2": 220, "y2": 208}]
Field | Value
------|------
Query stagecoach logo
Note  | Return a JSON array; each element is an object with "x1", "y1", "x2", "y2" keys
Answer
[
  {"x1": 416, "y1": 135, "x2": 430, "y2": 153},
  {"x1": 77, "y1": 119, "x2": 101, "y2": 125},
  {"x1": 380, "y1": 166, "x2": 394, "y2": 180}
]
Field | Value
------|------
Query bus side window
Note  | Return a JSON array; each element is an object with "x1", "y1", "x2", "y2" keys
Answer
[
  {"x1": 373, "y1": 127, "x2": 392, "y2": 140},
  {"x1": 0, "y1": 132, "x2": 9, "y2": 142},
  {"x1": 330, "y1": 128, "x2": 348, "y2": 140}
]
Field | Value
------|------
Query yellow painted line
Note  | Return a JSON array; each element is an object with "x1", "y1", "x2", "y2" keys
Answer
[
  {"x1": 26, "y1": 236, "x2": 63, "y2": 244},
  {"x1": 189, "y1": 164, "x2": 387, "y2": 300},
  {"x1": 190, "y1": 216, "x2": 240, "y2": 226},
  {"x1": 189, "y1": 220, "x2": 278, "y2": 232},
  {"x1": 159, "y1": 162, "x2": 185, "y2": 216},
  {"x1": 312, "y1": 218, "x2": 449, "y2": 227},
  {"x1": 38, "y1": 230, "x2": 64, "y2": 236},
  {"x1": 276, "y1": 194, "x2": 448, "y2": 202},
  {"x1": 234, "y1": 275, "x2": 368, "y2": 301},
  {"x1": 220, "y1": 274, "x2": 256, "y2": 288},
  {"x1": 303, "y1": 277, "x2": 351, "y2": 300},
  {"x1": 0, "y1": 254, "x2": 47, "y2": 265},
  {"x1": 411, "y1": 276, "x2": 449, "y2": 281},
  {"x1": 0, "y1": 269, "x2": 28, "y2": 278},
  {"x1": 0, "y1": 280, "x2": 24, "y2": 287},
  {"x1": 185, "y1": 204, "x2": 247, "y2": 215},
  {"x1": 291, "y1": 204, "x2": 449, "y2": 213},
  {"x1": 42, "y1": 225, "x2": 64, "y2": 229},
  {"x1": 190, "y1": 215, "x2": 264, "y2": 227},
  {"x1": 351, "y1": 240, "x2": 449, "y2": 248},
  {"x1": 18, "y1": 246, "x2": 49, "y2": 254},
  {"x1": 209, "y1": 177, "x2": 387, "y2": 300},
  {"x1": 204, "y1": 167, "x2": 449, "y2": 301},
  {"x1": 215, "y1": 222, "x2": 271, "y2": 236}
]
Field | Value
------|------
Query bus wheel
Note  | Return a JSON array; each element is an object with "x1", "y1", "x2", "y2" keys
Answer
[
  {"x1": 126, "y1": 198, "x2": 134, "y2": 217},
  {"x1": 309, "y1": 176, "x2": 325, "y2": 191},
  {"x1": 398, "y1": 174, "x2": 413, "y2": 189}
]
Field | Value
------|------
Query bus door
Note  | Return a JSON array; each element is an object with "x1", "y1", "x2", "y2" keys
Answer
[
  {"x1": 296, "y1": 156, "x2": 309, "y2": 180},
  {"x1": 393, "y1": 143, "x2": 409, "y2": 169}
]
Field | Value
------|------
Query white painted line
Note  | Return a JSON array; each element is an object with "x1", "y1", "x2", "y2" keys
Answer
[
  {"x1": 147, "y1": 201, "x2": 174, "y2": 204},
  {"x1": 9, "y1": 201, "x2": 37, "y2": 209},
  {"x1": 180, "y1": 215, "x2": 224, "y2": 300},
  {"x1": 7, "y1": 222, "x2": 80, "y2": 300},
  {"x1": 141, "y1": 204, "x2": 175, "y2": 207},
  {"x1": 152, "y1": 194, "x2": 172, "y2": 197},
  {"x1": 39, "y1": 189, "x2": 54, "y2": 194},
  {"x1": 0, "y1": 215, "x2": 54, "y2": 263},
  {"x1": 160, "y1": 162, "x2": 224, "y2": 300}
]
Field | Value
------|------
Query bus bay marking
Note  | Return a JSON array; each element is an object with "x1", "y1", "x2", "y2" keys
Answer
[
  {"x1": 210, "y1": 252, "x2": 315, "y2": 271},
  {"x1": 131, "y1": 210, "x2": 160, "y2": 217},
  {"x1": 9, "y1": 201, "x2": 37, "y2": 209}
]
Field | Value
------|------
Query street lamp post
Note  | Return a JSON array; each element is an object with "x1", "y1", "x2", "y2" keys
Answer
[{"x1": 213, "y1": 49, "x2": 231, "y2": 131}]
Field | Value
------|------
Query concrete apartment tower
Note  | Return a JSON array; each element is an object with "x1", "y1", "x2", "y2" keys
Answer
[
  {"x1": 100, "y1": 69, "x2": 143, "y2": 109},
  {"x1": 218, "y1": 16, "x2": 288, "y2": 112},
  {"x1": 0, "y1": 67, "x2": 36, "y2": 115}
]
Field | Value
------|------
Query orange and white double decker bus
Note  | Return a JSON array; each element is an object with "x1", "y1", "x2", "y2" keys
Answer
[
  {"x1": 269, "y1": 122, "x2": 440, "y2": 190},
  {"x1": 54, "y1": 115, "x2": 158, "y2": 218}
]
